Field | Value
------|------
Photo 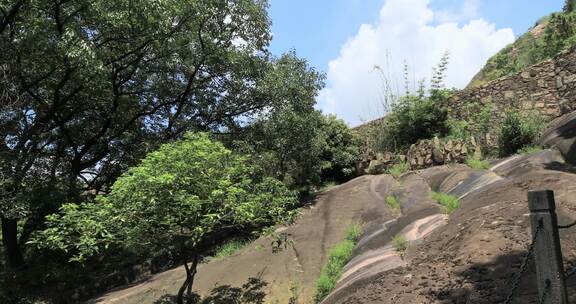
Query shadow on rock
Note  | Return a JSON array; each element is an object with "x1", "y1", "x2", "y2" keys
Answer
[
  {"x1": 153, "y1": 277, "x2": 268, "y2": 304},
  {"x1": 426, "y1": 251, "x2": 576, "y2": 304},
  {"x1": 544, "y1": 161, "x2": 576, "y2": 175}
]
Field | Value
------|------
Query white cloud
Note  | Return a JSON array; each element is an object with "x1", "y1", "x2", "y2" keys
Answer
[
  {"x1": 317, "y1": 0, "x2": 515, "y2": 126},
  {"x1": 435, "y1": 0, "x2": 480, "y2": 23}
]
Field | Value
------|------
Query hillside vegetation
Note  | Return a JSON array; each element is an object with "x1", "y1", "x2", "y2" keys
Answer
[
  {"x1": 469, "y1": 1, "x2": 576, "y2": 88},
  {"x1": 0, "y1": 1, "x2": 361, "y2": 303}
]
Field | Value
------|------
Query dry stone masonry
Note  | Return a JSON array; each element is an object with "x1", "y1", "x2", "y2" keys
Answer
[
  {"x1": 357, "y1": 45, "x2": 576, "y2": 171},
  {"x1": 449, "y1": 45, "x2": 576, "y2": 124},
  {"x1": 407, "y1": 137, "x2": 482, "y2": 170}
]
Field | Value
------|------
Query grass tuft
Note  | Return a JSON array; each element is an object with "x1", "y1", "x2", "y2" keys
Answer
[
  {"x1": 386, "y1": 195, "x2": 401, "y2": 211},
  {"x1": 345, "y1": 222, "x2": 362, "y2": 242},
  {"x1": 519, "y1": 145, "x2": 544, "y2": 155},
  {"x1": 465, "y1": 157, "x2": 490, "y2": 170},
  {"x1": 213, "y1": 239, "x2": 249, "y2": 260},
  {"x1": 314, "y1": 222, "x2": 363, "y2": 303},
  {"x1": 431, "y1": 191, "x2": 460, "y2": 214},
  {"x1": 388, "y1": 161, "x2": 410, "y2": 179},
  {"x1": 392, "y1": 234, "x2": 409, "y2": 258}
]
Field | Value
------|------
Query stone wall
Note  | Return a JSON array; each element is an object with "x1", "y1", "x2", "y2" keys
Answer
[
  {"x1": 356, "y1": 45, "x2": 576, "y2": 172},
  {"x1": 357, "y1": 150, "x2": 405, "y2": 175},
  {"x1": 448, "y1": 45, "x2": 576, "y2": 124},
  {"x1": 407, "y1": 137, "x2": 482, "y2": 170}
]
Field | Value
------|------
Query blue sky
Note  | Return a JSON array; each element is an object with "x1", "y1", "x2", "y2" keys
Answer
[{"x1": 267, "y1": 0, "x2": 565, "y2": 126}]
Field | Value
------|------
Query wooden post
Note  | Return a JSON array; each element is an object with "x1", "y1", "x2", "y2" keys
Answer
[{"x1": 528, "y1": 190, "x2": 568, "y2": 304}]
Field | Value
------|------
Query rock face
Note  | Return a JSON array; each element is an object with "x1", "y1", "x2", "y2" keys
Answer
[
  {"x1": 358, "y1": 151, "x2": 405, "y2": 175},
  {"x1": 323, "y1": 149, "x2": 576, "y2": 304},
  {"x1": 448, "y1": 45, "x2": 576, "y2": 128},
  {"x1": 86, "y1": 175, "x2": 399, "y2": 304},
  {"x1": 540, "y1": 110, "x2": 576, "y2": 164},
  {"x1": 407, "y1": 137, "x2": 482, "y2": 170}
]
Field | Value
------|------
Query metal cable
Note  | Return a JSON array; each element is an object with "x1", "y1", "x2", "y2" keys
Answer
[
  {"x1": 503, "y1": 220, "x2": 543, "y2": 304},
  {"x1": 565, "y1": 266, "x2": 576, "y2": 279},
  {"x1": 558, "y1": 220, "x2": 576, "y2": 229},
  {"x1": 538, "y1": 279, "x2": 551, "y2": 304}
]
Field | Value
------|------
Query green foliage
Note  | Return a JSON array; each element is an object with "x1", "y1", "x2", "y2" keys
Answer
[
  {"x1": 431, "y1": 192, "x2": 460, "y2": 214},
  {"x1": 239, "y1": 108, "x2": 359, "y2": 191},
  {"x1": 566, "y1": 0, "x2": 576, "y2": 13},
  {"x1": 378, "y1": 93, "x2": 450, "y2": 153},
  {"x1": 446, "y1": 102, "x2": 494, "y2": 143},
  {"x1": 29, "y1": 203, "x2": 117, "y2": 263},
  {"x1": 313, "y1": 222, "x2": 362, "y2": 303},
  {"x1": 386, "y1": 195, "x2": 401, "y2": 211},
  {"x1": 318, "y1": 181, "x2": 337, "y2": 193},
  {"x1": 213, "y1": 239, "x2": 249, "y2": 260},
  {"x1": 498, "y1": 111, "x2": 545, "y2": 157},
  {"x1": 519, "y1": 145, "x2": 544, "y2": 155},
  {"x1": 473, "y1": 103, "x2": 495, "y2": 135},
  {"x1": 465, "y1": 157, "x2": 490, "y2": 170},
  {"x1": 473, "y1": 9, "x2": 576, "y2": 86},
  {"x1": 369, "y1": 57, "x2": 453, "y2": 154},
  {"x1": 447, "y1": 119, "x2": 471, "y2": 140},
  {"x1": 392, "y1": 234, "x2": 408, "y2": 258},
  {"x1": 1, "y1": 0, "x2": 276, "y2": 211},
  {"x1": 1, "y1": 0, "x2": 334, "y2": 275},
  {"x1": 388, "y1": 161, "x2": 410, "y2": 179},
  {"x1": 344, "y1": 222, "x2": 363, "y2": 242},
  {"x1": 31, "y1": 133, "x2": 297, "y2": 263},
  {"x1": 318, "y1": 115, "x2": 361, "y2": 182},
  {"x1": 431, "y1": 52, "x2": 451, "y2": 91}
]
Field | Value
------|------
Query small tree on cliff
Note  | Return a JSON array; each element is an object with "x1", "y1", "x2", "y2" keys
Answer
[{"x1": 31, "y1": 133, "x2": 297, "y2": 304}]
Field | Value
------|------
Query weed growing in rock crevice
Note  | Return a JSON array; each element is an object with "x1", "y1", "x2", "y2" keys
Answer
[
  {"x1": 388, "y1": 161, "x2": 410, "y2": 179},
  {"x1": 465, "y1": 157, "x2": 490, "y2": 170},
  {"x1": 431, "y1": 192, "x2": 460, "y2": 214},
  {"x1": 386, "y1": 195, "x2": 401, "y2": 211},
  {"x1": 313, "y1": 222, "x2": 363, "y2": 303},
  {"x1": 392, "y1": 234, "x2": 409, "y2": 259}
]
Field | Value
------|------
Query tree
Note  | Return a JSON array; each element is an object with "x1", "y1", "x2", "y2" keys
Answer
[
  {"x1": 0, "y1": 0, "x2": 280, "y2": 269},
  {"x1": 565, "y1": 0, "x2": 576, "y2": 13},
  {"x1": 226, "y1": 52, "x2": 331, "y2": 190},
  {"x1": 31, "y1": 133, "x2": 297, "y2": 304},
  {"x1": 318, "y1": 115, "x2": 360, "y2": 182}
]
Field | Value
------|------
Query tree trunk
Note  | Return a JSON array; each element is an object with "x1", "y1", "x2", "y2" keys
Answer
[
  {"x1": 177, "y1": 253, "x2": 199, "y2": 304},
  {"x1": 1, "y1": 216, "x2": 25, "y2": 269}
]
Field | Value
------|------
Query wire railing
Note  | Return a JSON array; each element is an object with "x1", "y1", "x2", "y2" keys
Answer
[{"x1": 502, "y1": 190, "x2": 569, "y2": 304}]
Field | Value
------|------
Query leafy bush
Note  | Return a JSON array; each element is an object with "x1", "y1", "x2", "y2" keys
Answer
[
  {"x1": 373, "y1": 93, "x2": 450, "y2": 153},
  {"x1": 498, "y1": 111, "x2": 545, "y2": 157},
  {"x1": 447, "y1": 119, "x2": 471, "y2": 140},
  {"x1": 465, "y1": 157, "x2": 490, "y2": 170},
  {"x1": 314, "y1": 222, "x2": 362, "y2": 303},
  {"x1": 388, "y1": 161, "x2": 410, "y2": 179},
  {"x1": 367, "y1": 56, "x2": 454, "y2": 154},
  {"x1": 431, "y1": 192, "x2": 460, "y2": 214},
  {"x1": 386, "y1": 195, "x2": 401, "y2": 211},
  {"x1": 392, "y1": 234, "x2": 409, "y2": 258}
]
